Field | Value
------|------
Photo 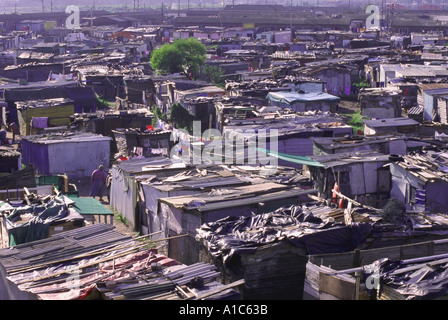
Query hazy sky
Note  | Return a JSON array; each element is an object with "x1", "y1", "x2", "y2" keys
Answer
[{"x1": 0, "y1": 0, "x2": 432, "y2": 14}]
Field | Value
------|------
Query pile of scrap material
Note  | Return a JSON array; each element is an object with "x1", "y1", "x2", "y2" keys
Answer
[
  {"x1": 0, "y1": 223, "x2": 242, "y2": 300},
  {"x1": 348, "y1": 206, "x2": 448, "y2": 249},
  {"x1": 195, "y1": 204, "x2": 372, "y2": 300},
  {"x1": 362, "y1": 254, "x2": 448, "y2": 300},
  {"x1": 397, "y1": 151, "x2": 448, "y2": 183},
  {"x1": 3, "y1": 195, "x2": 85, "y2": 246},
  {"x1": 103, "y1": 262, "x2": 243, "y2": 300}
]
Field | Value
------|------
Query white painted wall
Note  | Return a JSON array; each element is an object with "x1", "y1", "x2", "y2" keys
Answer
[{"x1": 47, "y1": 139, "x2": 111, "y2": 178}]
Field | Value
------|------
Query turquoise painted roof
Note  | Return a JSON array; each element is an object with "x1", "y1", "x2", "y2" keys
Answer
[{"x1": 257, "y1": 148, "x2": 326, "y2": 167}]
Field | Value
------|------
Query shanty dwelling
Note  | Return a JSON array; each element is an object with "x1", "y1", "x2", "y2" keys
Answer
[
  {"x1": 0, "y1": 147, "x2": 21, "y2": 173},
  {"x1": 178, "y1": 97, "x2": 217, "y2": 131},
  {"x1": 266, "y1": 91, "x2": 341, "y2": 113},
  {"x1": 74, "y1": 65, "x2": 126, "y2": 102},
  {"x1": 379, "y1": 64, "x2": 448, "y2": 88},
  {"x1": 311, "y1": 135, "x2": 409, "y2": 156},
  {"x1": 63, "y1": 86, "x2": 99, "y2": 114},
  {"x1": 390, "y1": 151, "x2": 448, "y2": 214},
  {"x1": 70, "y1": 109, "x2": 154, "y2": 140},
  {"x1": 416, "y1": 84, "x2": 448, "y2": 109},
  {"x1": 195, "y1": 204, "x2": 373, "y2": 300},
  {"x1": 21, "y1": 132, "x2": 112, "y2": 178},
  {"x1": 1, "y1": 195, "x2": 85, "y2": 247},
  {"x1": 15, "y1": 98, "x2": 75, "y2": 136},
  {"x1": 4, "y1": 63, "x2": 64, "y2": 82},
  {"x1": 0, "y1": 223, "x2": 242, "y2": 300},
  {"x1": 134, "y1": 165, "x2": 254, "y2": 241},
  {"x1": 109, "y1": 157, "x2": 190, "y2": 232},
  {"x1": 0, "y1": 166, "x2": 36, "y2": 194},
  {"x1": 225, "y1": 76, "x2": 325, "y2": 99},
  {"x1": 418, "y1": 84, "x2": 448, "y2": 125},
  {"x1": 369, "y1": 256, "x2": 448, "y2": 300},
  {"x1": 223, "y1": 121, "x2": 323, "y2": 169},
  {"x1": 135, "y1": 160, "x2": 315, "y2": 244},
  {"x1": 435, "y1": 95, "x2": 448, "y2": 125},
  {"x1": 304, "y1": 230, "x2": 448, "y2": 300},
  {"x1": 363, "y1": 117, "x2": 420, "y2": 137},
  {"x1": 298, "y1": 65, "x2": 354, "y2": 97},
  {"x1": 174, "y1": 85, "x2": 226, "y2": 103},
  {"x1": 221, "y1": 113, "x2": 352, "y2": 169},
  {"x1": 303, "y1": 151, "x2": 392, "y2": 209},
  {"x1": 407, "y1": 105, "x2": 424, "y2": 123},
  {"x1": 322, "y1": 135, "x2": 435, "y2": 155},
  {"x1": 387, "y1": 80, "x2": 418, "y2": 110},
  {"x1": 358, "y1": 88, "x2": 403, "y2": 119},
  {"x1": 0, "y1": 80, "x2": 78, "y2": 125},
  {"x1": 419, "y1": 86, "x2": 448, "y2": 122},
  {"x1": 113, "y1": 128, "x2": 173, "y2": 158},
  {"x1": 158, "y1": 183, "x2": 317, "y2": 266}
]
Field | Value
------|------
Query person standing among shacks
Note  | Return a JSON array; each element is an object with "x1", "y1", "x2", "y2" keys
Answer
[{"x1": 90, "y1": 165, "x2": 107, "y2": 202}]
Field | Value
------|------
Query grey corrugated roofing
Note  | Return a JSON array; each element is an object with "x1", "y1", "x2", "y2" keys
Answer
[
  {"x1": 22, "y1": 132, "x2": 112, "y2": 144},
  {"x1": 363, "y1": 117, "x2": 420, "y2": 128},
  {"x1": 311, "y1": 135, "x2": 406, "y2": 150},
  {"x1": 421, "y1": 87, "x2": 448, "y2": 96},
  {"x1": 266, "y1": 91, "x2": 341, "y2": 104},
  {"x1": 309, "y1": 151, "x2": 390, "y2": 168},
  {"x1": 177, "y1": 176, "x2": 247, "y2": 189},
  {"x1": 408, "y1": 106, "x2": 424, "y2": 115},
  {"x1": 183, "y1": 188, "x2": 317, "y2": 212},
  {"x1": 115, "y1": 156, "x2": 175, "y2": 174}
]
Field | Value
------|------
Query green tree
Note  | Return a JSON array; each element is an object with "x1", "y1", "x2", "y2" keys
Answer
[
  {"x1": 169, "y1": 103, "x2": 196, "y2": 133},
  {"x1": 150, "y1": 37, "x2": 207, "y2": 78},
  {"x1": 149, "y1": 43, "x2": 183, "y2": 74},
  {"x1": 203, "y1": 65, "x2": 225, "y2": 85}
]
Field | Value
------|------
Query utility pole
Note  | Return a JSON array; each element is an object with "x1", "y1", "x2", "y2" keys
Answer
[
  {"x1": 161, "y1": 3, "x2": 164, "y2": 23},
  {"x1": 290, "y1": 0, "x2": 293, "y2": 30},
  {"x1": 41, "y1": 0, "x2": 44, "y2": 12}
]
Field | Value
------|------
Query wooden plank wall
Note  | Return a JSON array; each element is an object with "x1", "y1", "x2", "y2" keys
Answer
[{"x1": 309, "y1": 239, "x2": 448, "y2": 271}]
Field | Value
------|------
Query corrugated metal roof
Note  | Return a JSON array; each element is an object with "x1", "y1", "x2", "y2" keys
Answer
[
  {"x1": 363, "y1": 117, "x2": 420, "y2": 128},
  {"x1": 310, "y1": 151, "x2": 390, "y2": 168},
  {"x1": 183, "y1": 188, "x2": 317, "y2": 212},
  {"x1": 266, "y1": 91, "x2": 340, "y2": 104},
  {"x1": 408, "y1": 106, "x2": 424, "y2": 115},
  {"x1": 21, "y1": 132, "x2": 112, "y2": 144}
]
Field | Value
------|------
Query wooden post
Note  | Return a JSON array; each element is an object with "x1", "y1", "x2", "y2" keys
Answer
[
  {"x1": 355, "y1": 271, "x2": 361, "y2": 300},
  {"x1": 344, "y1": 201, "x2": 353, "y2": 225},
  {"x1": 332, "y1": 189, "x2": 380, "y2": 212}
]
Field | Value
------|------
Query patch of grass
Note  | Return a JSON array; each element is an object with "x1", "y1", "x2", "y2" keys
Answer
[
  {"x1": 341, "y1": 110, "x2": 367, "y2": 134},
  {"x1": 114, "y1": 212, "x2": 129, "y2": 226}
]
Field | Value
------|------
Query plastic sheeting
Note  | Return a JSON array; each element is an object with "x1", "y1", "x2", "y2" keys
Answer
[
  {"x1": 362, "y1": 258, "x2": 448, "y2": 300},
  {"x1": 196, "y1": 205, "x2": 372, "y2": 266},
  {"x1": 6, "y1": 196, "x2": 83, "y2": 246}
]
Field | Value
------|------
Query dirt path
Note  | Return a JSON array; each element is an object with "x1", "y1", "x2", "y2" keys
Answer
[
  {"x1": 70, "y1": 177, "x2": 138, "y2": 237},
  {"x1": 338, "y1": 99, "x2": 360, "y2": 115}
]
